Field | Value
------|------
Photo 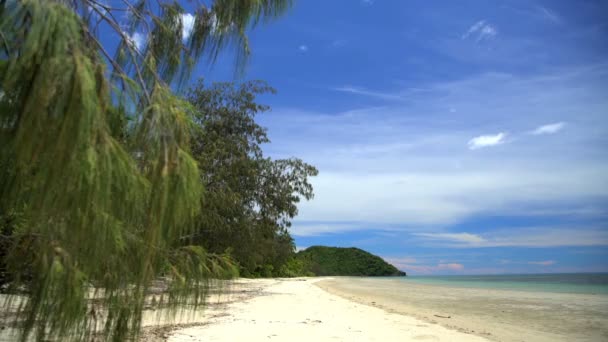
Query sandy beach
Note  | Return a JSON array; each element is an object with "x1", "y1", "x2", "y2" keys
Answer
[
  {"x1": 317, "y1": 277, "x2": 608, "y2": 342},
  {"x1": 2, "y1": 277, "x2": 606, "y2": 341},
  {"x1": 165, "y1": 278, "x2": 489, "y2": 342}
]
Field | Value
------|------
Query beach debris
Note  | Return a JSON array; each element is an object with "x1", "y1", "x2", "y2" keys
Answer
[
  {"x1": 434, "y1": 314, "x2": 451, "y2": 319},
  {"x1": 300, "y1": 318, "x2": 323, "y2": 324}
]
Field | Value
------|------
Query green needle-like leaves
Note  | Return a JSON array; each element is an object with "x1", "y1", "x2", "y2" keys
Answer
[{"x1": 0, "y1": 0, "x2": 291, "y2": 340}]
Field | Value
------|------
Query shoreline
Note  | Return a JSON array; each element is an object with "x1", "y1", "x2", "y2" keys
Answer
[{"x1": 315, "y1": 277, "x2": 608, "y2": 342}]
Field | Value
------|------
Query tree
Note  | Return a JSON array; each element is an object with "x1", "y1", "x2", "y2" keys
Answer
[
  {"x1": 186, "y1": 80, "x2": 318, "y2": 277},
  {"x1": 0, "y1": 0, "x2": 292, "y2": 340}
]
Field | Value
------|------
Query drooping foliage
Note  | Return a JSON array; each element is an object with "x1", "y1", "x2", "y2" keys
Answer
[
  {"x1": 0, "y1": 0, "x2": 292, "y2": 340},
  {"x1": 186, "y1": 80, "x2": 318, "y2": 277}
]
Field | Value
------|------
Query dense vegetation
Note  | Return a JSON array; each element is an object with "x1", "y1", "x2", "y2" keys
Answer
[
  {"x1": 0, "y1": 0, "x2": 296, "y2": 341},
  {"x1": 296, "y1": 246, "x2": 406, "y2": 277},
  {"x1": 185, "y1": 80, "x2": 318, "y2": 278}
]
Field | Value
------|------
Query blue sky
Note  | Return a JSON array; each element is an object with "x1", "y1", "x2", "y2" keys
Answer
[
  {"x1": 198, "y1": 0, "x2": 608, "y2": 275},
  {"x1": 130, "y1": 1, "x2": 608, "y2": 274}
]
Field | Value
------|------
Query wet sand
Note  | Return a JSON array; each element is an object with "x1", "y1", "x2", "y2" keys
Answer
[{"x1": 316, "y1": 277, "x2": 608, "y2": 342}]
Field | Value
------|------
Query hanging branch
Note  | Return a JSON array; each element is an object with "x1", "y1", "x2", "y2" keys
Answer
[{"x1": 0, "y1": 0, "x2": 294, "y2": 341}]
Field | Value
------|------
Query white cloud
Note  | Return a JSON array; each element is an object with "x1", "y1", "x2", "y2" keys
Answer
[
  {"x1": 127, "y1": 32, "x2": 145, "y2": 52},
  {"x1": 299, "y1": 45, "x2": 308, "y2": 52},
  {"x1": 295, "y1": 246, "x2": 309, "y2": 252},
  {"x1": 462, "y1": 20, "x2": 498, "y2": 42},
  {"x1": 261, "y1": 65, "x2": 608, "y2": 234},
  {"x1": 462, "y1": 20, "x2": 486, "y2": 39},
  {"x1": 468, "y1": 132, "x2": 507, "y2": 150},
  {"x1": 181, "y1": 13, "x2": 195, "y2": 40},
  {"x1": 288, "y1": 164, "x2": 608, "y2": 231},
  {"x1": 412, "y1": 227, "x2": 608, "y2": 248},
  {"x1": 127, "y1": 12, "x2": 195, "y2": 48},
  {"x1": 360, "y1": 0, "x2": 374, "y2": 6},
  {"x1": 479, "y1": 25, "x2": 497, "y2": 40},
  {"x1": 531, "y1": 122, "x2": 566, "y2": 135}
]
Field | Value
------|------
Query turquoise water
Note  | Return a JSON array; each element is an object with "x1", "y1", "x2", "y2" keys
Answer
[{"x1": 401, "y1": 273, "x2": 608, "y2": 295}]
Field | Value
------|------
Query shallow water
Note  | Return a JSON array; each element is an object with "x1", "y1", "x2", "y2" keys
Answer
[{"x1": 402, "y1": 273, "x2": 608, "y2": 294}]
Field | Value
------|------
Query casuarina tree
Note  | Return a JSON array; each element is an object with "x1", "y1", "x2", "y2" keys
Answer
[{"x1": 0, "y1": 0, "x2": 292, "y2": 340}]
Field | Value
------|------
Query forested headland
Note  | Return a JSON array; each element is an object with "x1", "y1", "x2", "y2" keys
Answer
[{"x1": 296, "y1": 246, "x2": 406, "y2": 277}]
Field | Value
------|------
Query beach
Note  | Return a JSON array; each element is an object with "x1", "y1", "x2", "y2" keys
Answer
[
  {"x1": 166, "y1": 277, "x2": 489, "y2": 341},
  {"x1": 3, "y1": 276, "x2": 606, "y2": 341},
  {"x1": 163, "y1": 276, "x2": 608, "y2": 342},
  {"x1": 317, "y1": 277, "x2": 608, "y2": 342}
]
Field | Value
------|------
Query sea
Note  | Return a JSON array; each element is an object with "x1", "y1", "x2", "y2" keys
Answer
[{"x1": 401, "y1": 273, "x2": 608, "y2": 295}]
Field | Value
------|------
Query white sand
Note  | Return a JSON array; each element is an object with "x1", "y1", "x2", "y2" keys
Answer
[{"x1": 167, "y1": 278, "x2": 489, "y2": 342}]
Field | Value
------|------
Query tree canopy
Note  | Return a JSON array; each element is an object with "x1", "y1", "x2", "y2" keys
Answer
[
  {"x1": 0, "y1": 0, "x2": 293, "y2": 340},
  {"x1": 186, "y1": 80, "x2": 318, "y2": 277}
]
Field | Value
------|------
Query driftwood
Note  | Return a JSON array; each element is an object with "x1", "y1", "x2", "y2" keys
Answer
[{"x1": 434, "y1": 314, "x2": 451, "y2": 319}]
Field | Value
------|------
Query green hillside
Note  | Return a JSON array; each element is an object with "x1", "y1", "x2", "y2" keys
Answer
[{"x1": 296, "y1": 246, "x2": 406, "y2": 277}]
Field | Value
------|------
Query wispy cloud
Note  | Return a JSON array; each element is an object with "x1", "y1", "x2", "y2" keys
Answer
[
  {"x1": 531, "y1": 122, "x2": 566, "y2": 135},
  {"x1": 468, "y1": 132, "x2": 507, "y2": 150},
  {"x1": 412, "y1": 227, "x2": 608, "y2": 248},
  {"x1": 262, "y1": 65, "x2": 608, "y2": 234},
  {"x1": 331, "y1": 39, "x2": 348, "y2": 48},
  {"x1": 384, "y1": 257, "x2": 418, "y2": 265},
  {"x1": 439, "y1": 263, "x2": 465, "y2": 270},
  {"x1": 462, "y1": 20, "x2": 486, "y2": 39},
  {"x1": 384, "y1": 257, "x2": 465, "y2": 274},
  {"x1": 415, "y1": 233, "x2": 485, "y2": 244},
  {"x1": 528, "y1": 260, "x2": 556, "y2": 266},
  {"x1": 291, "y1": 222, "x2": 365, "y2": 237},
  {"x1": 360, "y1": 0, "x2": 374, "y2": 6},
  {"x1": 462, "y1": 20, "x2": 498, "y2": 42},
  {"x1": 498, "y1": 259, "x2": 555, "y2": 266},
  {"x1": 537, "y1": 6, "x2": 561, "y2": 24},
  {"x1": 299, "y1": 44, "x2": 309, "y2": 52},
  {"x1": 332, "y1": 86, "x2": 405, "y2": 101}
]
